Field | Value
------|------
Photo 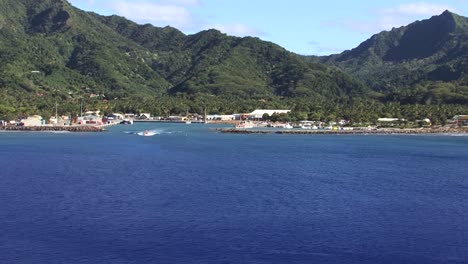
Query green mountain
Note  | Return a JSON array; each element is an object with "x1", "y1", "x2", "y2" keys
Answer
[
  {"x1": 0, "y1": 0, "x2": 369, "y2": 119},
  {"x1": 319, "y1": 10, "x2": 468, "y2": 105},
  {"x1": 95, "y1": 13, "x2": 369, "y2": 99},
  {"x1": 0, "y1": 0, "x2": 466, "y2": 123}
]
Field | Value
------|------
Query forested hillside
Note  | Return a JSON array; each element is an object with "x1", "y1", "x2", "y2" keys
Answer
[
  {"x1": 0, "y1": 0, "x2": 466, "y2": 124},
  {"x1": 318, "y1": 10, "x2": 468, "y2": 106},
  {"x1": 0, "y1": 0, "x2": 371, "y2": 118}
]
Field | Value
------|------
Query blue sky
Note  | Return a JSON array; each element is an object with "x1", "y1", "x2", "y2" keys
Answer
[{"x1": 68, "y1": 0, "x2": 468, "y2": 55}]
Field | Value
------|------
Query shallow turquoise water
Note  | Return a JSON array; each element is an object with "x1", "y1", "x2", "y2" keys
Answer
[{"x1": 1, "y1": 124, "x2": 467, "y2": 263}]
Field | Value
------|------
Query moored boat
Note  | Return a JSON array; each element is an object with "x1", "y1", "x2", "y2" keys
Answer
[
  {"x1": 235, "y1": 121, "x2": 254, "y2": 129},
  {"x1": 120, "y1": 119, "x2": 133, "y2": 125}
]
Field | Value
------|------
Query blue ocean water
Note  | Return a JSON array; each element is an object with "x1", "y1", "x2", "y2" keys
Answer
[{"x1": 0, "y1": 124, "x2": 467, "y2": 264}]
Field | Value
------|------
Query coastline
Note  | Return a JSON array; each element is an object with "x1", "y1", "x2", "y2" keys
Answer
[
  {"x1": 0, "y1": 126, "x2": 106, "y2": 132},
  {"x1": 217, "y1": 127, "x2": 468, "y2": 135}
]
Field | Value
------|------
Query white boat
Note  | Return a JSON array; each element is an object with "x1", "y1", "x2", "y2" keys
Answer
[
  {"x1": 299, "y1": 121, "x2": 313, "y2": 129},
  {"x1": 235, "y1": 121, "x2": 254, "y2": 129},
  {"x1": 120, "y1": 119, "x2": 133, "y2": 125},
  {"x1": 185, "y1": 120, "x2": 192, "y2": 124},
  {"x1": 137, "y1": 130, "x2": 156, "y2": 136},
  {"x1": 271, "y1": 122, "x2": 293, "y2": 128}
]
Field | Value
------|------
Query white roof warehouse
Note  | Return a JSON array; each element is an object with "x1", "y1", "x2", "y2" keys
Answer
[{"x1": 248, "y1": 109, "x2": 291, "y2": 119}]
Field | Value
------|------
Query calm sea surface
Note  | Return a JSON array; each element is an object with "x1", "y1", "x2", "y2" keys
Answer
[{"x1": 0, "y1": 123, "x2": 467, "y2": 264}]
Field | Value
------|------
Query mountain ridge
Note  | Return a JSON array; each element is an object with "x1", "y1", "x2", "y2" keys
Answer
[
  {"x1": 0, "y1": 0, "x2": 466, "y2": 122},
  {"x1": 319, "y1": 10, "x2": 467, "y2": 87},
  {"x1": 0, "y1": 0, "x2": 368, "y2": 100}
]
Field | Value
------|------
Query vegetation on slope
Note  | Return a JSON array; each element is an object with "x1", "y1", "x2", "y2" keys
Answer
[
  {"x1": 318, "y1": 10, "x2": 468, "y2": 107},
  {"x1": 0, "y1": 1, "x2": 466, "y2": 124}
]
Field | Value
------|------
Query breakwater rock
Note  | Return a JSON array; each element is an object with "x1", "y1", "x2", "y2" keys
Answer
[
  {"x1": 218, "y1": 128, "x2": 468, "y2": 135},
  {"x1": 1, "y1": 126, "x2": 105, "y2": 132}
]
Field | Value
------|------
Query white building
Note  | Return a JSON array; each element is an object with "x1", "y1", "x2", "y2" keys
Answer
[
  {"x1": 247, "y1": 109, "x2": 291, "y2": 120},
  {"x1": 138, "y1": 113, "x2": 151, "y2": 120},
  {"x1": 21, "y1": 115, "x2": 43, "y2": 126},
  {"x1": 107, "y1": 113, "x2": 124, "y2": 120},
  {"x1": 206, "y1": 115, "x2": 236, "y2": 121},
  {"x1": 450, "y1": 115, "x2": 468, "y2": 126},
  {"x1": 377, "y1": 118, "x2": 400, "y2": 122},
  {"x1": 77, "y1": 115, "x2": 103, "y2": 125},
  {"x1": 124, "y1": 113, "x2": 135, "y2": 119},
  {"x1": 85, "y1": 110, "x2": 101, "y2": 117},
  {"x1": 49, "y1": 115, "x2": 70, "y2": 126}
]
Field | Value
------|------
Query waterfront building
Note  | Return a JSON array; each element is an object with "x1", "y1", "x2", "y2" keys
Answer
[
  {"x1": 377, "y1": 118, "x2": 404, "y2": 127},
  {"x1": 450, "y1": 115, "x2": 468, "y2": 127},
  {"x1": 247, "y1": 109, "x2": 291, "y2": 120},
  {"x1": 206, "y1": 115, "x2": 236, "y2": 121},
  {"x1": 124, "y1": 113, "x2": 135, "y2": 120},
  {"x1": 77, "y1": 114, "x2": 103, "y2": 125},
  {"x1": 138, "y1": 113, "x2": 151, "y2": 120},
  {"x1": 21, "y1": 115, "x2": 44, "y2": 126}
]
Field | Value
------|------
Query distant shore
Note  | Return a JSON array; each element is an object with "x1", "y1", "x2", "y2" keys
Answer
[
  {"x1": 0, "y1": 126, "x2": 106, "y2": 132},
  {"x1": 217, "y1": 127, "x2": 468, "y2": 135}
]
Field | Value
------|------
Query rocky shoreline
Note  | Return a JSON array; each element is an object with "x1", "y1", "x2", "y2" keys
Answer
[
  {"x1": 218, "y1": 127, "x2": 468, "y2": 135},
  {"x1": 0, "y1": 126, "x2": 106, "y2": 132}
]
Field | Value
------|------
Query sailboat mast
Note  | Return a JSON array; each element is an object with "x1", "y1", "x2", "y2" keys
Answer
[
  {"x1": 55, "y1": 101, "x2": 58, "y2": 126},
  {"x1": 204, "y1": 107, "x2": 207, "y2": 124}
]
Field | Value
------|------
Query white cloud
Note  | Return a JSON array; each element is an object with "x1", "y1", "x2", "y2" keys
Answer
[
  {"x1": 70, "y1": 0, "x2": 263, "y2": 36},
  {"x1": 307, "y1": 41, "x2": 344, "y2": 55},
  {"x1": 383, "y1": 2, "x2": 455, "y2": 16},
  {"x1": 339, "y1": 2, "x2": 457, "y2": 34},
  {"x1": 68, "y1": 0, "x2": 96, "y2": 7},
  {"x1": 206, "y1": 23, "x2": 264, "y2": 37},
  {"x1": 166, "y1": 0, "x2": 202, "y2": 6},
  {"x1": 111, "y1": 1, "x2": 196, "y2": 29}
]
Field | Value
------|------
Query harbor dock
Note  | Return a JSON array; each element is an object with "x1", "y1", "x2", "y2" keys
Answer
[
  {"x1": 0, "y1": 125, "x2": 106, "y2": 132},
  {"x1": 217, "y1": 127, "x2": 468, "y2": 135}
]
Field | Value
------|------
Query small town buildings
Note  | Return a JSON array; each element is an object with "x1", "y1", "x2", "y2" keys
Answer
[
  {"x1": 416, "y1": 118, "x2": 431, "y2": 126},
  {"x1": 106, "y1": 113, "x2": 124, "y2": 120},
  {"x1": 247, "y1": 109, "x2": 291, "y2": 120},
  {"x1": 124, "y1": 113, "x2": 135, "y2": 120},
  {"x1": 85, "y1": 110, "x2": 101, "y2": 117},
  {"x1": 206, "y1": 115, "x2": 236, "y2": 121},
  {"x1": 377, "y1": 118, "x2": 400, "y2": 122},
  {"x1": 77, "y1": 114, "x2": 103, "y2": 125},
  {"x1": 450, "y1": 115, "x2": 468, "y2": 126},
  {"x1": 338, "y1": 119, "x2": 349, "y2": 126},
  {"x1": 138, "y1": 113, "x2": 151, "y2": 120},
  {"x1": 168, "y1": 116, "x2": 185, "y2": 121},
  {"x1": 21, "y1": 115, "x2": 44, "y2": 126},
  {"x1": 49, "y1": 115, "x2": 71, "y2": 126},
  {"x1": 377, "y1": 117, "x2": 405, "y2": 126}
]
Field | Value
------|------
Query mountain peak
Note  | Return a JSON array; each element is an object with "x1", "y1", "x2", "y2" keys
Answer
[
  {"x1": 436, "y1": 9, "x2": 457, "y2": 21},
  {"x1": 441, "y1": 9, "x2": 453, "y2": 16}
]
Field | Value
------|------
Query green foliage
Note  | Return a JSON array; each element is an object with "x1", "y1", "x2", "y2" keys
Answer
[
  {"x1": 319, "y1": 10, "x2": 468, "y2": 104},
  {"x1": 0, "y1": 1, "x2": 466, "y2": 124}
]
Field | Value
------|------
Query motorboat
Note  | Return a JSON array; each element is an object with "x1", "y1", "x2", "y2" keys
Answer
[
  {"x1": 235, "y1": 121, "x2": 254, "y2": 129},
  {"x1": 120, "y1": 119, "x2": 133, "y2": 125},
  {"x1": 137, "y1": 130, "x2": 156, "y2": 136}
]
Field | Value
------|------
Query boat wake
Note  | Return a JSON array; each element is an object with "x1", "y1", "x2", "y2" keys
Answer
[
  {"x1": 124, "y1": 129, "x2": 180, "y2": 137},
  {"x1": 439, "y1": 133, "x2": 468, "y2": 137},
  {"x1": 136, "y1": 130, "x2": 159, "y2": 137}
]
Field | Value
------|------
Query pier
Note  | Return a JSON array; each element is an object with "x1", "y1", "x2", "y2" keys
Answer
[
  {"x1": 217, "y1": 128, "x2": 468, "y2": 135},
  {"x1": 0, "y1": 125, "x2": 106, "y2": 132}
]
